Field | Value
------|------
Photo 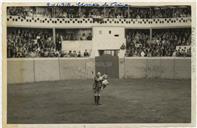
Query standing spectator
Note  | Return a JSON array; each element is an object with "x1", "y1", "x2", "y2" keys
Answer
[{"x1": 56, "y1": 33, "x2": 62, "y2": 51}]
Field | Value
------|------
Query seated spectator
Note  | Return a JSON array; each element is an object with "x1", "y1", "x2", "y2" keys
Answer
[
  {"x1": 140, "y1": 50, "x2": 145, "y2": 57},
  {"x1": 187, "y1": 48, "x2": 191, "y2": 57},
  {"x1": 172, "y1": 50, "x2": 177, "y2": 57},
  {"x1": 87, "y1": 33, "x2": 92, "y2": 40},
  {"x1": 73, "y1": 51, "x2": 78, "y2": 57},
  {"x1": 84, "y1": 49, "x2": 89, "y2": 57},
  {"x1": 77, "y1": 51, "x2": 82, "y2": 57},
  {"x1": 80, "y1": 33, "x2": 87, "y2": 40},
  {"x1": 68, "y1": 50, "x2": 73, "y2": 57}
]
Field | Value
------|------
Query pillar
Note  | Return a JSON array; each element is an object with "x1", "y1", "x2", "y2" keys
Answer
[
  {"x1": 53, "y1": 28, "x2": 56, "y2": 45},
  {"x1": 150, "y1": 28, "x2": 152, "y2": 40}
]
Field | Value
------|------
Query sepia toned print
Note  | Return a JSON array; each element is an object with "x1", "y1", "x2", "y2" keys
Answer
[{"x1": 2, "y1": 1, "x2": 196, "y2": 128}]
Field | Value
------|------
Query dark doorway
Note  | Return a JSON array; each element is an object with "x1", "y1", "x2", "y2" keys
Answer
[{"x1": 95, "y1": 54, "x2": 119, "y2": 78}]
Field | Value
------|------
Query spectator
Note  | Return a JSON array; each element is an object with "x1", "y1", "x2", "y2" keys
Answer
[
  {"x1": 73, "y1": 51, "x2": 78, "y2": 57},
  {"x1": 140, "y1": 50, "x2": 145, "y2": 57},
  {"x1": 84, "y1": 49, "x2": 89, "y2": 57},
  {"x1": 172, "y1": 50, "x2": 177, "y2": 57},
  {"x1": 77, "y1": 51, "x2": 82, "y2": 57},
  {"x1": 55, "y1": 33, "x2": 61, "y2": 51},
  {"x1": 87, "y1": 33, "x2": 92, "y2": 40},
  {"x1": 68, "y1": 50, "x2": 73, "y2": 57},
  {"x1": 80, "y1": 33, "x2": 87, "y2": 40}
]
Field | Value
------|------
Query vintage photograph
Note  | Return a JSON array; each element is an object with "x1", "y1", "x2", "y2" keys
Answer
[{"x1": 2, "y1": 1, "x2": 195, "y2": 127}]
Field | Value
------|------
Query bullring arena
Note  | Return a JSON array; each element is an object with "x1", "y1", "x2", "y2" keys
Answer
[{"x1": 6, "y1": 3, "x2": 193, "y2": 124}]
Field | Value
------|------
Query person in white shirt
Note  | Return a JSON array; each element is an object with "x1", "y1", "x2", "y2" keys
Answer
[{"x1": 141, "y1": 50, "x2": 145, "y2": 57}]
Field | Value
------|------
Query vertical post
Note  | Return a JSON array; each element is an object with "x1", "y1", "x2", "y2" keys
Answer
[
  {"x1": 128, "y1": 5, "x2": 130, "y2": 18},
  {"x1": 50, "y1": 7, "x2": 53, "y2": 18},
  {"x1": 104, "y1": 6, "x2": 106, "y2": 18},
  {"x1": 114, "y1": 7, "x2": 116, "y2": 18},
  {"x1": 53, "y1": 28, "x2": 56, "y2": 45},
  {"x1": 33, "y1": 7, "x2": 35, "y2": 18},
  {"x1": 52, "y1": 7, "x2": 55, "y2": 18},
  {"x1": 79, "y1": 6, "x2": 81, "y2": 17},
  {"x1": 52, "y1": 6, "x2": 54, "y2": 18},
  {"x1": 150, "y1": 28, "x2": 152, "y2": 41}
]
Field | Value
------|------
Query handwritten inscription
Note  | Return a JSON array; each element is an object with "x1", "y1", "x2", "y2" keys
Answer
[{"x1": 47, "y1": 2, "x2": 128, "y2": 7}]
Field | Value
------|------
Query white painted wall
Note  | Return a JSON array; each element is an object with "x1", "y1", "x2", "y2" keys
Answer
[
  {"x1": 62, "y1": 40, "x2": 92, "y2": 54},
  {"x1": 92, "y1": 27, "x2": 126, "y2": 57},
  {"x1": 60, "y1": 27, "x2": 126, "y2": 57}
]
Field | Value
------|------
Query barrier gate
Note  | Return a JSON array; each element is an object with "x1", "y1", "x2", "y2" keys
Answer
[{"x1": 95, "y1": 54, "x2": 119, "y2": 78}]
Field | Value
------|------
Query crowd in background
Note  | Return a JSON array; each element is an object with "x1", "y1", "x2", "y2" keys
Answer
[
  {"x1": 56, "y1": 29, "x2": 92, "y2": 40},
  {"x1": 7, "y1": 6, "x2": 191, "y2": 19},
  {"x1": 7, "y1": 28, "x2": 90, "y2": 58},
  {"x1": 125, "y1": 28, "x2": 191, "y2": 57},
  {"x1": 7, "y1": 27, "x2": 191, "y2": 58}
]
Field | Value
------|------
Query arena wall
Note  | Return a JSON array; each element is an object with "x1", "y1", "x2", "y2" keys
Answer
[
  {"x1": 124, "y1": 57, "x2": 191, "y2": 79},
  {"x1": 119, "y1": 58, "x2": 125, "y2": 79},
  {"x1": 34, "y1": 58, "x2": 60, "y2": 82},
  {"x1": 59, "y1": 58, "x2": 86, "y2": 80},
  {"x1": 58, "y1": 58, "x2": 95, "y2": 80},
  {"x1": 7, "y1": 59, "x2": 34, "y2": 84},
  {"x1": 160, "y1": 59, "x2": 174, "y2": 79},
  {"x1": 125, "y1": 58, "x2": 147, "y2": 79},
  {"x1": 7, "y1": 58, "x2": 191, "y2": 84},
  {"x1": 85, "y1": 58, "x2": 95, "y2": 79},
  {"x1": 7, "y1": 58, "x2": 95, "y2": 84},
  {"x1": 174, "y1": 58, "x2": 191, "y2": 79}
]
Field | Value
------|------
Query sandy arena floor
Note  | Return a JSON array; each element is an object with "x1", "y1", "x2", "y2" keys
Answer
[{"x1": 7, "y1": 79, "x2": 191, "y2": 123}]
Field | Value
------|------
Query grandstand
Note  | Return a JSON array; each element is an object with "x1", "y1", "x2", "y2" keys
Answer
[
  {"x1": 6, "y1": 4, "x2": 192, "y2": 124},
  {"x1": 7, "y1": 5, "x2": 191, "y2": 81}
]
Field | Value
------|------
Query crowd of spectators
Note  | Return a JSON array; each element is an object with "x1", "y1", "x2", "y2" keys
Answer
[
  {"x1": 175, "y1": 46, "x2": 191, "y2": 57},
  {"x1": 7, "y1": 27, "x2": 191, "y2": 58},
  {"x1": 125, "y1": 28, "x2": 191, "y2": 57},
  {"x1": 7, "y1": 6, "x2": 191, "y2": 19},
  {"x1": 56, "y1": 29, "x2": 92, "y2": 40},
  {"x1": 7, "y1": 7, "x2": 29, "y2": 17},
  {"x1": 7, "y1": 28, "x2": 91, "y2": 58},
  {"x1": 59, "y1": 49, "x2": 90, "y2": 57}
]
